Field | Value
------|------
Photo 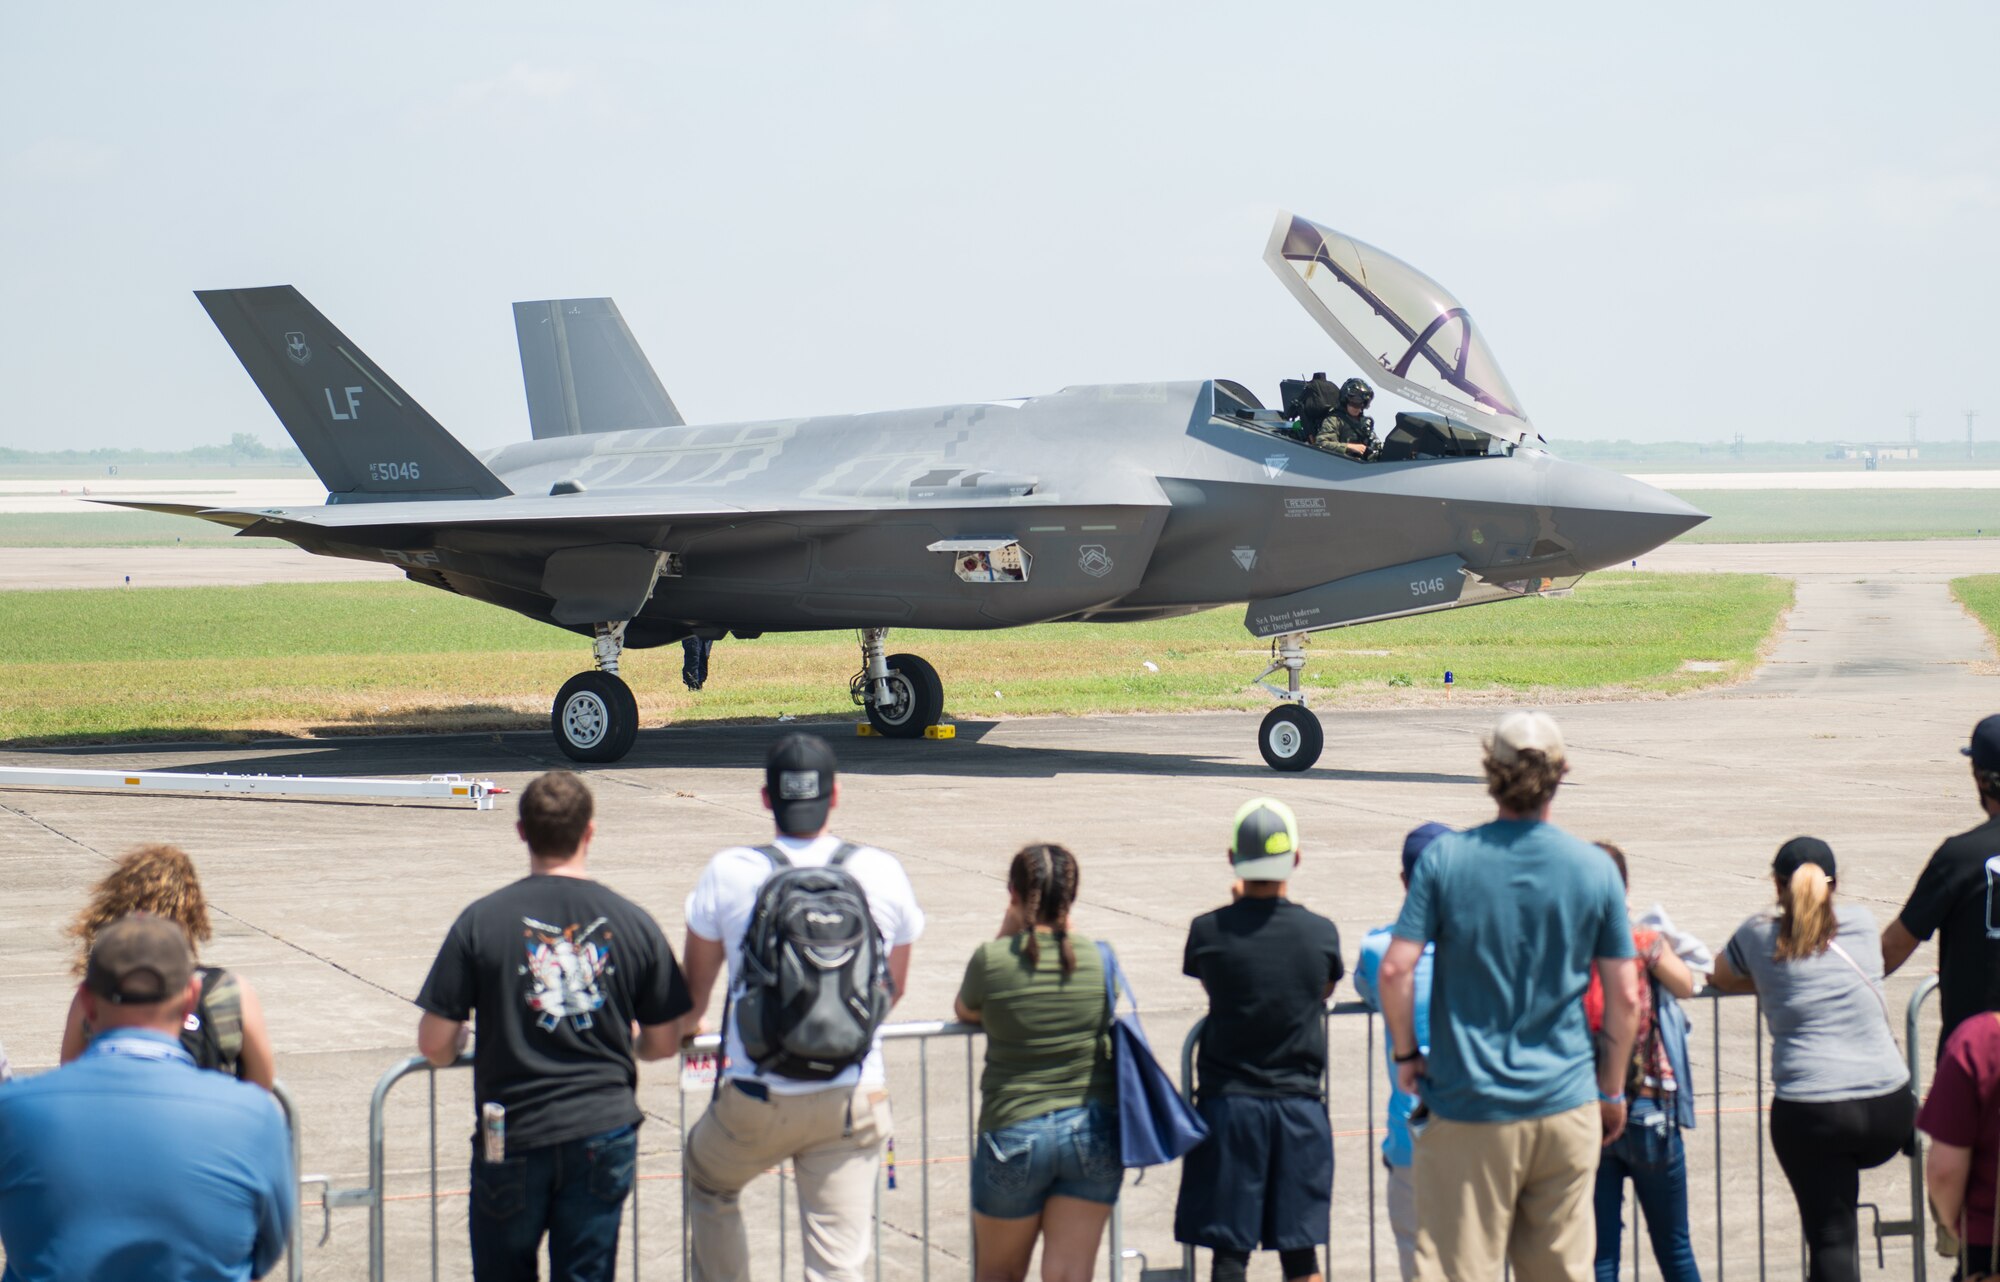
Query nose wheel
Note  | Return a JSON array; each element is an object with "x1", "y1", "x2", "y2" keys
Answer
[
  {"x1": 551, "y1": 621, "x2": 640, "y2": 763},
  {"x1": 1258, "y1": 705, "x2": 1323, "y2": 772},
  {"x1": 853, "y1": 628, "x2": 945, "y2": 738},
  {"x1": 1252, "y1": 630, "x2": 1323, "y2": 772}
]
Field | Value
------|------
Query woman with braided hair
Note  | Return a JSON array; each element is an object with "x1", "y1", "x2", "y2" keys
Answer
[{"x1": 954, "y1": 843, "x2": 1120, "y2": 1282}]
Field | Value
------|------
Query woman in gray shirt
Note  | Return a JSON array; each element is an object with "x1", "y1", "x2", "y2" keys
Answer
[{"x1": 1712, "y1": 837, "x2": 1913, "y2": 1282}]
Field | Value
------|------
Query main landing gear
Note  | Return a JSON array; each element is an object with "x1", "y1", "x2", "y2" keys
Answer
[
  {"x1": 1253, "y1": 631, "x2": 1324, "y2": 772},
  {"x1": 851, "y1": 627, "x2": 945, "y2": 738},
  {"x1": 553, "y1": 621, "x2": 640, "y2": 763}
]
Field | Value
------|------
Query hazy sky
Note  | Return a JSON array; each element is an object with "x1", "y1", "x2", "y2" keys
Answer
[{"x1": 2, "y1": 2, "x2": 1993, "y2": 453}]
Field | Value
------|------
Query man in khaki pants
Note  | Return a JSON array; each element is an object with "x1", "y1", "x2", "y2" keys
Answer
[
  {"x1": 1376, "y1": 712, "x2": 1641, "y2": 1282},
  {"x1": 679, "y1": 735, "x2": 925, "y2": 1282}
]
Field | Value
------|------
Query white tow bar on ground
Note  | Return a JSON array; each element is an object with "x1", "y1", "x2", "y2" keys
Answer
[{"x1": 0, "y1": 767, "x2": 504, "y2": 809}]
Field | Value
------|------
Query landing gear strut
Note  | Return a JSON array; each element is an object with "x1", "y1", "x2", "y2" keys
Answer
[
  {"x1": 1253, "y1": 631, "x2": 1323, "y2": 772},
  {"x1": 552, "y1": 620, "x2": 640, "y2": 763},
  {"x1": 851, "y1": 627, "x2": 944, "y2": 738}
]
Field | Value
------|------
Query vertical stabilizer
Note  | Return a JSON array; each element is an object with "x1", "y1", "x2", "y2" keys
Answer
[
  {"x1": 514, "y1": 297, "x2": 684, "y2": 439},
  {"x1": 196, "y1": 287, "x2": 511, "y2": 501}
]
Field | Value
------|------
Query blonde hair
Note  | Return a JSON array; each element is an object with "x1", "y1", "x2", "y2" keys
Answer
[
  {"x1": 1775, "y1": 862, "x2": 1836, "y2": 961},
  {"x1": 69, "y1": 844, "x2": 212, "y2": 975}
]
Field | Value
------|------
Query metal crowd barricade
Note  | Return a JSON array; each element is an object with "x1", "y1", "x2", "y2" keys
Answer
[
  {"x1": 1157, "y1": 989, "x2": 1931, "y2": 1282},
  {"x1": 271, "y1": 1079, "x2": 306, "y2": 1282},
  {"x1": 1905, "y1": 974, "x2": 1942, "y2": 1282},
  {"x1": 332, "y1": 984, "x2": 1951, "y2": 1282},
  {"x1": 677, "y1": 1021, "x2": 1131, "y2": 1282},
  {"x1": 345, "y1": 1026, "x2": 1131, "y2": 1282}
]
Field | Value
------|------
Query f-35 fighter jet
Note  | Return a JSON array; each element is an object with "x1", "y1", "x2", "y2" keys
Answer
[{"x1": 127, "y1": 212, "x2": 1705, "y2": 769}]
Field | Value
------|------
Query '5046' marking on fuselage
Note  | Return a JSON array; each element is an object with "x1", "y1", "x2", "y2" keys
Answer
[
  {"x1": 1411, "y1": 577, "x2": 1448, "y2": 596},
  {"x1": 368, "y1": 461, "x2": 422, "y2": 482}
]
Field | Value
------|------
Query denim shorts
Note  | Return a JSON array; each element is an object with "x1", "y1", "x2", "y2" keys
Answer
[{"x1": 971, "y1": 1103, "x2": 1122, "y2": 1219}]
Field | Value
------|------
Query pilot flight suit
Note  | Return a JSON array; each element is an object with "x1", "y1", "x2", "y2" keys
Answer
[{"x1": 1314, "y1": 407, "x2": 1377, "y2": 458}]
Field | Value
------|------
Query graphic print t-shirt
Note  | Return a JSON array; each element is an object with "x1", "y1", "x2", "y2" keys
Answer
[
  {"x1": 418, "y1": 876, "x2": 691, "y2": 1150},
  {"x1": 1899, "y1": 815, "x2": 2000, "y2": 1044}
]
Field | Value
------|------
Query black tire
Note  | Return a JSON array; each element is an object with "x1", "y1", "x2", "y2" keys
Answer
[
  {"x1": 552, "y1": 671, "x2": 639, "y2": 763},
  {"x1": 864, "y1": 652, "x2": 944, "y2": 739},
  {"x1": 1258, "y1": 704, "x2": 1323, "y2": 772}
]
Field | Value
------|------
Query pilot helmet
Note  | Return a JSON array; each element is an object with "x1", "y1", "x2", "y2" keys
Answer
[{"x1": 1340, "y1": 378, "x2": 1374, "y2": 409}]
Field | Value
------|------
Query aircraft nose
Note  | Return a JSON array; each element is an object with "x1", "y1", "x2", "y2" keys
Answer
[{"x1": 1546, "y1": 462, "x2": 1708, "y2": 571}]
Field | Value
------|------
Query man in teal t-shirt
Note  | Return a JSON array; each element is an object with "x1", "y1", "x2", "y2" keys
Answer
[{"x1": 1376, "y1": 712, "x2": 1639, "y2": 1282}]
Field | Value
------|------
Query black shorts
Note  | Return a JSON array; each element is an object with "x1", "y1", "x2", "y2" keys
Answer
[{"x1": 1172, "y1": 1094, "x2": 1332, "y2": 1252}]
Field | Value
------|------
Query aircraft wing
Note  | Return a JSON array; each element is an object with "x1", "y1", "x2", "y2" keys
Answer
[{"x1": 95, "y1": 489, "x2": 1115, "y2": 533}]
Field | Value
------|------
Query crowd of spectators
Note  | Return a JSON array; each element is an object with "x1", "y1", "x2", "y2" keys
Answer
[{"x1": 0, "y1": 710, "x2": 1996, "y2": 1282}]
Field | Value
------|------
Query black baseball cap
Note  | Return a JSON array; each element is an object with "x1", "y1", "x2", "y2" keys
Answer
[
  {"x1": 767, "y1": 733, "x2": 837, "y2": 835},
  {"x1": 85, "y1": 913, "x2": 194, "y2": 1005},
  {"x1": 1772, "y1": 836, "x2": 1836, "y2": 884},
  {"x1": 1962, "y1": 714, "x2": 2000, "y2": 774}
]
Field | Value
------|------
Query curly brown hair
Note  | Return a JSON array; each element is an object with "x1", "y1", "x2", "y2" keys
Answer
[
  {"x1": 68, "y1": 844, "x2": 212, "y2": 975},
  {"x1": 1483, "y1": 749, "x2": 1568, "y2": 814}
]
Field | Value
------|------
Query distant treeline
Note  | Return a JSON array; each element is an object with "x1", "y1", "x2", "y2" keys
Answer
[{"x1": 0, "y1": 434, "x2": 305, "y2": 467}]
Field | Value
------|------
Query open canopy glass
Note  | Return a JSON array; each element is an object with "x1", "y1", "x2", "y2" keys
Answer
[{"x1": 1263, "y1": 212, "x2": 1539, "y2": 445}]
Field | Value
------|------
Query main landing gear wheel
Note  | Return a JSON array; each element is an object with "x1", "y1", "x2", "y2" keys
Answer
[
  {"x1": 865, "y1": 652, "x2": 944, "y2": 739},
  {"x1": 1258, "y1": 705, "x2": 1323, "y2": 772},
  {"x1": 553, "y1": 671, "x2": 639, "y2": 763}
]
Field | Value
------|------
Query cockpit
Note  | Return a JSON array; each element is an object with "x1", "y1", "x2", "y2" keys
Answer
[
  {"x1": 1215, "y1": 212, "x2": 1544, "y2": 463},
  {"x1": 1212, "y1": 381, "x2": 1512, "y2": 461}
]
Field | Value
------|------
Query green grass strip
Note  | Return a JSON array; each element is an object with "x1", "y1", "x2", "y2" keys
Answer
[
  {"x1": 1672, "y1": 490, "x2": 2000, "y2": 543},
  {"x1": 0, "y1": 571, "x2": 1791, "y2": 745}
]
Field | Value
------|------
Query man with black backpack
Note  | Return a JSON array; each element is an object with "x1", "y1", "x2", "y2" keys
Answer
[{"x1": 680, "y1": 733, "x2": 925, "y2": 1282}]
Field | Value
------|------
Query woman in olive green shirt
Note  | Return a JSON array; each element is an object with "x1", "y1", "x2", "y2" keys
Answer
[{"x1": 954, "y1": 844, "x2": 1119, "y2": 1282}]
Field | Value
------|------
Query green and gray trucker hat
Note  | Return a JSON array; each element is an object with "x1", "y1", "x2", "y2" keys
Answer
[{"x1": 1230, "y1": 797, "x2": 1300, "y2": 882}]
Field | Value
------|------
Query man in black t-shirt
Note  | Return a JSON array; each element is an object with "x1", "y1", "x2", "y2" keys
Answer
[
  {"x1": 417, "y1": 771, "x2": 692, "y2": 1282},
  {"x1": 1883, "y1": 714, "x2": 2000, "y2": 1048},
  {"x1": 1176, "y1": 798, "x2": 1343, "y2": 1282}
]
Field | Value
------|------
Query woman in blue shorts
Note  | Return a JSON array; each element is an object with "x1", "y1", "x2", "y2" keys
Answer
[{"x1": 954, "y1": 844, "x2": 1119, "y2": 1282}]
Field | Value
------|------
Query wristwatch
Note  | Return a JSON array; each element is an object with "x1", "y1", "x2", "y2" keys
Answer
[{"x1": 1393, "y1": 1047, "x2": 1422, "y2": 1064}]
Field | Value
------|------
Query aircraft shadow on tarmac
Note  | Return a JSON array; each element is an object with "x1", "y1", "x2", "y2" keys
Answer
[{"x1": 14, "y1": 719, "x2": 1484, "y2": 788}]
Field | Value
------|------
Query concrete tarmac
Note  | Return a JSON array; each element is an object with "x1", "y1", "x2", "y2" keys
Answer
[{"x1": 0, "y1": 540, "x2": 1994, "y2": 1280}]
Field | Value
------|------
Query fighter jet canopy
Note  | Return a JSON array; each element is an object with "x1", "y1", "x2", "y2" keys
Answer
[{"x1": 1264, "y1": 212, "x2": 1540, "y2": 445}]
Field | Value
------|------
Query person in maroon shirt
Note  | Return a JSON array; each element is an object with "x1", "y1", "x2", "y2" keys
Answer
[{"x1": 1918, "y1": 1011, "x2": 2000, "y2": 1279}]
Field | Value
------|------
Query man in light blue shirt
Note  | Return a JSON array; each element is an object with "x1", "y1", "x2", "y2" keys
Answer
[
  {"x1": 1352, "y1": 821, "x2": 1450, "y2": 1282},
  {"x1": 0, "y1": 914, "x2": 294, "y2": 1282},
  {"x1": 1376, "y1": 713, "x2": 1639, "y2": 1282}
]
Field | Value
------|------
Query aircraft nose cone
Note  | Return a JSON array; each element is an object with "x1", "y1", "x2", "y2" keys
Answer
[{"x1": 1548, "y1": 463, "x2": 1708, "y2": 571}]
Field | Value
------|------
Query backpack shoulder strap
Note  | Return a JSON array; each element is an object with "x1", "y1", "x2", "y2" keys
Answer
[
  {"x1": 753, "y1": 843, "x2": 792, "y2": 870},
  {"x1": 1095, "y1": 940, "x2": 1133, "y2": 1015},
  {"x1": 827, "y1": 841, "x2": 863, "y2": 868}
]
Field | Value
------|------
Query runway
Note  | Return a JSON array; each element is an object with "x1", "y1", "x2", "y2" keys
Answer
[{"x1": 0, "y1": 540, "x2": 1992, "y2": 1279}]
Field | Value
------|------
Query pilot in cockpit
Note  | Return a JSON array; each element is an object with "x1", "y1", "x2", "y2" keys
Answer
[{"x1": 1311, "y1": 378, "x2": 1378, "y2": 460}]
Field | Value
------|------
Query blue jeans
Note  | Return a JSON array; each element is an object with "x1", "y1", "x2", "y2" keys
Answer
[
  {"x1": 971, "y1": 1104, "x2": 1122, "y2": 1219},
  {"x1": 1593, "y1": 1099, "x2": 1700, "y2": 1282},
  {"x1": 469, "y1": 1123, "x2": 637, "y2": 1282}
]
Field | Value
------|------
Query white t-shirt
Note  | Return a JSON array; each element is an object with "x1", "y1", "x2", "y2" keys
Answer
[{"x1": 685, "y1": 832, "x2": 925, "y2": 1095}]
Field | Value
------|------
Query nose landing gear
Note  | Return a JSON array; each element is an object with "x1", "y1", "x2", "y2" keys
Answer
[
  {"x1": 851, "y1": 627, "x2": 945, "y2": 738},
  {"x1": 1254, "y1": 631, "x2": 1323, "y2": 772},
  {"x1": 552, "y1": 621, "x2": 640, "y2": 763}
]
